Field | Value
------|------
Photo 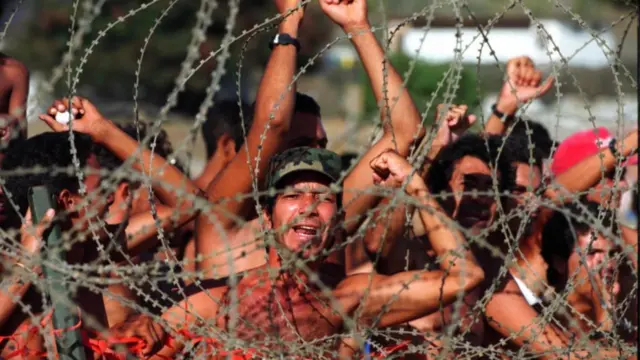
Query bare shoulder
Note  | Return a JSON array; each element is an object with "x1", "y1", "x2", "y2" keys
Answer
[{"x1": 0, "y1": 54, "x2": 28, "y2": 80}]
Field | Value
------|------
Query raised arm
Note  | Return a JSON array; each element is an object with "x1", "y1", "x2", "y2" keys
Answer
[
  {"x1": 484, "y1": 56, "x2": 553, "y2": 135},
  {"x1": 4, "y1": 56, "x2": 29, "y2": 140},
  {"x1": 320, "y1": 0, "x2": 424, "y2": 234},
  {"x1": 352, "y1": 104, "x2": 476, "y2": 271},
  {"x1": 194, "y1": 0, "x2": 303, "y2": 277},
  {"x1": 338, "y1": 150, "x2": 483, "y2": 328},
  {"x1": 39, "y1": 98, "x2": 200, "y2": 256},
  {"x1": 546, "y1": 130, "x2": 637, "y2": 204},
  {"x1": 40, "y1": 96, "x2": 200, "y2": 208}
]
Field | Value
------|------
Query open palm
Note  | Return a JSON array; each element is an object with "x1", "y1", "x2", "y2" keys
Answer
[{"x1": 38, "y1": 96, "x2": 107, "y2": 138}]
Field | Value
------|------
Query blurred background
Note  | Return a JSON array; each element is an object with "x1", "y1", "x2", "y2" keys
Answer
[{"x1": 1, "y1": 0, "x2": 637, "y2": 175}]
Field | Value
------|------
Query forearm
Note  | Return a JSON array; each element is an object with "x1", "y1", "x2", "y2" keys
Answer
[
  {"x1": 95, "y1": 123, "x2": 200, "y2": 207},
  {"x1": 124, "y1": 205, "x2": 197, "y2": 256},
  {"x1": 484, "y1": 101, "x2": 517, "y2": 135},
  {"x1": 548, "y1": 135, "x2": 636, "y2": 201},
  {"x1": 351, "y1": 27, "x2": 423, "y2": 146},
  {"x1": 413, "y1": 190, "x2": 479, "y2": 274},
  {"x1": 242, "y1": 16, "x2": 301, "y2": 163},
  {"x1": 363, "y1": 199, "x2": 412, "y2": 260},
  {"x1": 365, "y1": 269, "x2": 481, "y2": 329},
  {"x1": 0, "y1": 271, "x2": 34, "y2": 328}
]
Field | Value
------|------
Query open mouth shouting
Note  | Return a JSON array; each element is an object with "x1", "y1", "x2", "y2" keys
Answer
[{"x1": 288, "y1": 221, "x2": 325, "y2": 253}]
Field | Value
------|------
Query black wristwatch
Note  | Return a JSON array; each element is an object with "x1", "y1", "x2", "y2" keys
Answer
[
  {"x1": 608, "y1": 137, "x2": 619, "y2": 158},
  {"x1": 491, "y1": 104, "x2": 516, "y2": 123},
  {"x1": 269, "y1": 33, "x2": 301, "y2": 52}
]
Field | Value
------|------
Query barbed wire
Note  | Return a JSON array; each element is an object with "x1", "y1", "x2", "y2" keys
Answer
[{"x1": 0, "y1": 0, "x2": 638, "y2": 359}]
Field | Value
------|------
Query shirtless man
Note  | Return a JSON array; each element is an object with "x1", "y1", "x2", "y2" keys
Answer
[
  {"x1": 0, "y1": 53, "x2": 29, "y2": 152},
  {"x1": 194, "y1": 0, "x2": 423, "y2": 280},
  {"x1": 112, "y1": 147, "x2": 484, "y2": 359}
]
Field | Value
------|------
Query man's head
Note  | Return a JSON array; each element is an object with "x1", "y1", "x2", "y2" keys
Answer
[
  {"x1": 542, "y1": 201, "x2": 620, "y2": 302},
  {"x1": 551, "y1": 127, "x2": 629, "y2": 207},
  {"x1": 509, "y1": 118, "x2": 554, "y2": 159},
  {"x1": 501, "y1": 133, "x2": 545, "y2": 237},
  {"x1": 426, "y1": 133, "x2": 514, "y2": 234},
  {"x1": 1, "y1": 132, "x2": 108, "y2": 230},
  {"x1": 202, "y1": 100, "x2": 254, "y2": 161},
  {"x1": 286, "y1": 92, "x2": 328, "y2": 149},
  {"x1": 94, "y1": 123, "x2": 178, "y2": 223},
  {"x1": 263, "y1": 147, "x2": 342, "y2": 259}
]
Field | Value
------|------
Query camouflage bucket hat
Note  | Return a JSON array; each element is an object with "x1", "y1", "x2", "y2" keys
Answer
[{"x1": 266, "y1": 147, "x2": 342, "y2": 190}]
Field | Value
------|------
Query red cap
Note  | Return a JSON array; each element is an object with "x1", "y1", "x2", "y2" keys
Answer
[{"x1": 551, "y1": 127, "x2": 614, "y2": 176}]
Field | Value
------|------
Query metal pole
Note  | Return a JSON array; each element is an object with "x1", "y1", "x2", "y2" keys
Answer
[{"x1": 29, "y1": 186, "x2": 87, "y2": 360}]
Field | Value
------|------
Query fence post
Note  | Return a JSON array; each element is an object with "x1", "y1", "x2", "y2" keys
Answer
[{"x1": 29, "y1": 186, "x2": 87, "y2": 360}]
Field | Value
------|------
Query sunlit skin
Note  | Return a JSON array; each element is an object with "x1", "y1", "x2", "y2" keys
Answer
[
  {"x1": 567, "y1": 231, "x2": 621, "y2": 305},
  {"x1": 267, "y1": 172, "x2": 338, "y2": 260}
]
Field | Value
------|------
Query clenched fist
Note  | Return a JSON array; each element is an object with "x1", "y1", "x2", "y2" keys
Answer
[
  {"x1": 433, "y1": 104, "x2": 476, "y2": 147},
  {"x1": 497, "y1": 56, "x2": 554, "y2": 114},
  {"x1": 370, "y1": 149, "x2": 426, "y2": 196}
]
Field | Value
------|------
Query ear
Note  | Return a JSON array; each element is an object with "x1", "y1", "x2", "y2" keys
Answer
[
  {"x1": 57, "y1": 189, "x2": 78, "y2": 214},
  {"x1": 115, "y1": 182, "x2": 130, "y2": 202},
  {"x1": 217, "y1": 133, "x2": 237, "y2": 161},
  {"x1": 262, "y1": 208, "x2": 273, "y2": 230}
]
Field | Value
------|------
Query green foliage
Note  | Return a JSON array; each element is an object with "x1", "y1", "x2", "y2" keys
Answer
[
  {"x1": 7, "y1": 0, "x2": 332, "y2": 113},
  {"x1": 359, "y1": 52, "x2": 477, "y2": 125}
]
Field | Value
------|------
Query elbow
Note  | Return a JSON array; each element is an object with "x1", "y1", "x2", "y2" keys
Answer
[
  {"x1": 254, "y1": 100, "x2": 292, "y2": 133},
  {"x1": 462, "y1": 264, "x2": 485, "y2": 294}
]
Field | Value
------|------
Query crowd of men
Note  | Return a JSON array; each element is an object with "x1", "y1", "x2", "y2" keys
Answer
[{"x1": 0, "y1": 0, "x2": 638, "y2": 359}]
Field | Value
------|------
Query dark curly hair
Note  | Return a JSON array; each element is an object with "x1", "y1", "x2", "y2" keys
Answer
[
  {"x1": 541, "y1": 200, "x2": 615, "y2": 290},
  {"x1": 508, "y1": 118, "x2": 555, "y2": 159},
  {"x1": 202, "y1": 100, "x2": 254, "y2": 159},
  {"x1": 1, "y1": 132, "x2": 95, "y2": 228},
  {"x1": 425, "y1": 133, "x2": 515, "y2": 215},
  {"x1": 294, "y1": 92, "x2": 321, "y2": 117},
  {"x1": 502, "y1": 132, "x2": 545, "y2": 171}
]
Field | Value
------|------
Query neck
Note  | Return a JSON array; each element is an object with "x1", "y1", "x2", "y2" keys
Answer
[
  {"x1": 267, "y1": 246, "x2": 323, "y2": 282},
  {"x1": 511, "y1": 233, "x2": 548, "y2": 295},
  {"x1": 195, "y1": 153, "x2": 228, "y2": 189}
]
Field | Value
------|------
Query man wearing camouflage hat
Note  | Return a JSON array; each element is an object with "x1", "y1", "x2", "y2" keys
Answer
[{"x1": 113, "y1": 147, "x2": 483, "y2": 358}]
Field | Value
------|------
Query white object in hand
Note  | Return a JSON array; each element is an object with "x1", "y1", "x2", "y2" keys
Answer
[{"x1": 55, "y1": 111, "x2": 72, "y2": 125}]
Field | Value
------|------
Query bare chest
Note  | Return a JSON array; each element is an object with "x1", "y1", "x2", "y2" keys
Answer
[{"x1": 217, "y1": 274, "x2": 344, "y2": 356}]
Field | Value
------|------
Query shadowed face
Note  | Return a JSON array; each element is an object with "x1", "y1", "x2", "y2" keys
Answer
[
  {"x1": 267, "y1": 171, "x2": 338, "y2": 259},
  {"x1": 448, "y1": 156, "x2": 498, "y2": 235},
  {"x1": 60, "y1": 154, "x2": 113, "y2": 232},
  {"x1": 568, "y1": 231, "x2": 620, "y2": 304},
  {"x1": 287, "y1": 112, "x2": 328, "y2": 149},
  {"x1": 509, "y1": 162, "x2": 543, "y2": 236}
]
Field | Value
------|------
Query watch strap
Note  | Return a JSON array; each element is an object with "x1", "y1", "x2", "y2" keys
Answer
[{"x1": 270, "y1": 33, "x2": 301, "y2": 52}]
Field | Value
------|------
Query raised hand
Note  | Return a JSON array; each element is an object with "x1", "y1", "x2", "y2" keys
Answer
[
  {"x1": 498, "y1": 56, "x2": 554, "y2": 113},
  {"x1": 21, "y1": 207, "x2": 54, "y2": 255},
  {"x1": 19, "y1": 207, "x2": 55, "y2": 274},
  {"x1": 38, "y1": 96, "x2": 111, "y2": 141},
  {"x1": 370, "y1": 149, "x2": 426, "y2": 195},
  {"x1": 320, "y1": 0, "x2": 368, "y2": 33},
  {"x1": 434, "y1": 103, "x2": 476, "y2": 147}
]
